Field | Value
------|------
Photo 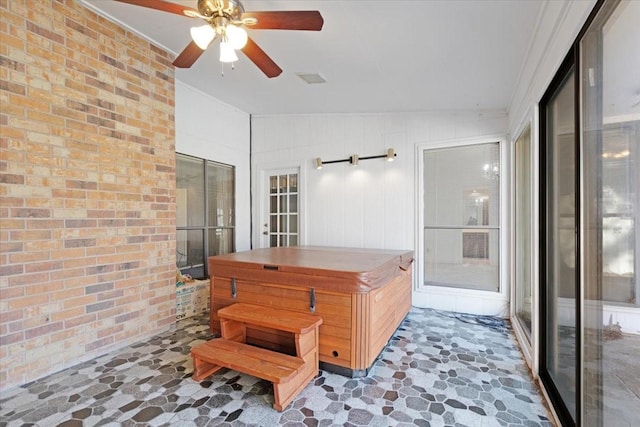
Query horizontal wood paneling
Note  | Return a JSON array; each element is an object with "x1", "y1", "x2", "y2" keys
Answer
[
  {"x1": 212, "y1": 277, "x2": 353, "y2": 367},
  {"x1": 209, "y1": 251, "x2": 413, "y2": 373}
]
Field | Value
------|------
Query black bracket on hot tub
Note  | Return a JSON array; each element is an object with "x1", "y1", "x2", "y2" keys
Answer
[
  {"x1": 231, "y1": 277, "x2": 237, "y2": 299},
  {"x1": 309, "y1": 288, "x2": 316, "y2": 313}
]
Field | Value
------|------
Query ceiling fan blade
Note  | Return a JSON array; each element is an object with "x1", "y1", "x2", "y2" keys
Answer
[
  {"x1": 241, "y1": 37, "x2": 282, "y2": 78},
  {"x1": 111, "y1": 0, "x2": 198, "y2": 17},
  {"x1": 173, "y1": 41, "x2": 206, "y2": 68},
  {"x1": 242, "y1": 11, "x2": 324, "y2": 31}
]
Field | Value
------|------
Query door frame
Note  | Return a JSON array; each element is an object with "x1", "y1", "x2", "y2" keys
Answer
[
  {"x1": 253, "y1": 162, "x2": 307, "y2": 249},
  {"x1": 510, "y1": 110, "x2": 540, "y2": 376},
  {"x1": 414, "y1": 135, "x2": 509, "y2": 316},
  {"x1": 539, "y1": 49, "x2": 580, "y2": 427}
]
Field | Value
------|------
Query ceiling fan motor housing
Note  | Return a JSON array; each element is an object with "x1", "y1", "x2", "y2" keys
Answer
[
  {"x1": 198, "y1": 0, "x2": 245, "y2": 20},
  {"x1": 114, "y1": 0, "x2": 322, "y2": 76}
]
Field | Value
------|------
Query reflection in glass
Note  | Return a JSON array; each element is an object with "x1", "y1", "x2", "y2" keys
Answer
[
  {"x1": 208, "y1": 228, "x2": 233, "y2": 257},
  {"x1": 601, "y1": 129, "x2": 636, "y2": 304},
  {"x1": 545, "y1": 69, "x2": 577, "y2": 421},
  {"x1": 424, "y1": 228, "x2": 499, "y2": 291},
  {"x1": 581, "y1": 1, "x2": 640, "y2": 424},
  {"x1": 176, "y1": 156, "x2": 205, "y2": 227},
  {"x1": 176, "y1": 229, "x2": 205, "y2": 278},
  {"x1": 207, "y1": 162, "x2": 234, "y2": 227}
]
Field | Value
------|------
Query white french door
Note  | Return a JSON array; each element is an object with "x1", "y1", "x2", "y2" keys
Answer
[{"x1": 259, "y1": 168, "x2": 300, "y2": 248}]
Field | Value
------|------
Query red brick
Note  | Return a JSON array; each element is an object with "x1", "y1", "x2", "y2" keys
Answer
[
  {"x1": 25, "y1": 322, "x2": 63, "y2": 340},
  {"x1": 8, "y1": 292, "x2": 48, "y2": 309},
  {"x1": 85, "y1": 335, "x2": 114, "y2": 352},
  {"x1": 24, "y1": 260, "x2": 63, "y2": 273},
  {"x1": 0, "y1": 287, "x2": 24, "y2": 300},
  {"x1": 64, "y1": 313, "x2": 96, "y2": 329},
  {"x1": 0, "y1": 332, "x2": 24, "y2": 346},
  {"x1": 1, "y1": 0, "x2": 176, "y2": 391},
  {"x1": 9, "y1": 250, "x2": 49, "y2": 264}
]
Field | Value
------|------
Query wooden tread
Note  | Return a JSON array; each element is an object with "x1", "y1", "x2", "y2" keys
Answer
[
  {"x1": 217, "y1": 303, "x2": 322, "y2": 334},
  {"x1": 191, "y1": 339, "x2": 304, "y2": 383}
]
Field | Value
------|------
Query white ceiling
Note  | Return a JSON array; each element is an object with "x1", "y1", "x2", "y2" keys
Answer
[{"x1": 82, "y1": 0, "x2": 544, "y2": 115}]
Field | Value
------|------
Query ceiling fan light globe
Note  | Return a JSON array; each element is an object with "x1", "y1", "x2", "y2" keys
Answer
[
  {"x1": 225, "y1": 24, "x2": 248, "y2": 49},
  {"x1": 220, "y1": 41, "x2": 239, "y2": 63},
  {"x1": 190, "y1": 24, "x2": 216, "y2": 49}
]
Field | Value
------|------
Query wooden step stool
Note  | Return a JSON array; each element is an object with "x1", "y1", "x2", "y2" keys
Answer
[{"x1": 191, "y1": 303, "x2": 323, "y2": 411}]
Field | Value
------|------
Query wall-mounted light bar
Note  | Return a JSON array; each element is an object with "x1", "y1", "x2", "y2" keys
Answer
[{"x1": 315, "y1": 148, "x2": 396, "y2": 170}]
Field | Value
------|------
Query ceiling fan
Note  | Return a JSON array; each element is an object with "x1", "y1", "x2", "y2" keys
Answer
[{"x1": 113, "y1": 0, "x2": 324, "y2": 78}]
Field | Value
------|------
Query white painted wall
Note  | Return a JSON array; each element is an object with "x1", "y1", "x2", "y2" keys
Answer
[
  {"x1": 508, "y1": 0, "x2": 597, "y2": 131},
  {"x1": 251, "y1": 111, "x2": 508, "y2": 313},
  {"x1": 174, "y1": 80, "x2": 252, "y2": 251}
]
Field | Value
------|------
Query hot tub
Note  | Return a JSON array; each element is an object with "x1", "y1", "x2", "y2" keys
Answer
[{"x1": 208, "y1": 246, "x2": 414, "y2": 377}]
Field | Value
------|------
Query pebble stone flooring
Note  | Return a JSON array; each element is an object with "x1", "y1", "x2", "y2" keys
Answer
[{"x1": 0, "y1": 308, "x2": 553, "y2": 427}]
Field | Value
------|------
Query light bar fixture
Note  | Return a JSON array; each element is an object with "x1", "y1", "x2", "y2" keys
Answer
[
  {"x1": 386, "y1": 148, "x2": 396, "y2": 161},
  {"x1": 315, "y1": 148, "x2": 397, "y2": 170}
]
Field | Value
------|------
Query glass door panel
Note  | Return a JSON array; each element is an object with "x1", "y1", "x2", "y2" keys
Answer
[
  {"x1": 541, "y1": 2, "x2": 639, "y2": 424},
  {"x1": 423, "y1": 143, "x2": 500, "y2": 292},
  {"x1": 515, "y1": 125, "x2": 533, "y2": 338},
  {"x1": 581, "y1": 1, "x2": 640, "y2": 425},
  {"x1": 543, "y1": 68, "x2": 577, "y2": 423}
]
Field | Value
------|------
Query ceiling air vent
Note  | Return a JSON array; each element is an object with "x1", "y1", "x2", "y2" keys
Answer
[{"x1": 296, "y1": 73, "x2": 327, "y2": 84}]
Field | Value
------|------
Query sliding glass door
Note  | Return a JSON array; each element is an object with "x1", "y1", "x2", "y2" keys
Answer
[
  {"x1": 540, "y1": 1, "x2": 639, "y2": 425},
  {"x1": 541, "y1": 65, "x2": 578, "y2": 424},
  {"x1": 581, "y1": 1, "x2": 639, "y2": 425}
]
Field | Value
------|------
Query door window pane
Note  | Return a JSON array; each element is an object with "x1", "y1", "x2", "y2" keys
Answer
[
  {"x1": 423, "y1": 143, "x2": 500, "y2": 292},
  {"x1": 289, "y1": 174, "x2": 298, "y2": 192}
]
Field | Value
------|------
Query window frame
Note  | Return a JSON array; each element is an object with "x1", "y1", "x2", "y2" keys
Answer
[{"x1": 176, "y1": 152, "x2": 236, "y2": 279}]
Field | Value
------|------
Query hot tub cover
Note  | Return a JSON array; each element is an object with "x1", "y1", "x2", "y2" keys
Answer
[{"x1": 208, "y1": 246, "x2": 414, "y2": 293}]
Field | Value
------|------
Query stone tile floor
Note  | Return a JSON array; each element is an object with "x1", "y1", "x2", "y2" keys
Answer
[{"x1": 0, "y1": 308, "x2": 553, "y2": 426}]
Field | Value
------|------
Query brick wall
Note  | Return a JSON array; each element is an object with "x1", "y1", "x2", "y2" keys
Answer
[{"x1": 0, "y1": 0, "x2": 176, "y2": 390}]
